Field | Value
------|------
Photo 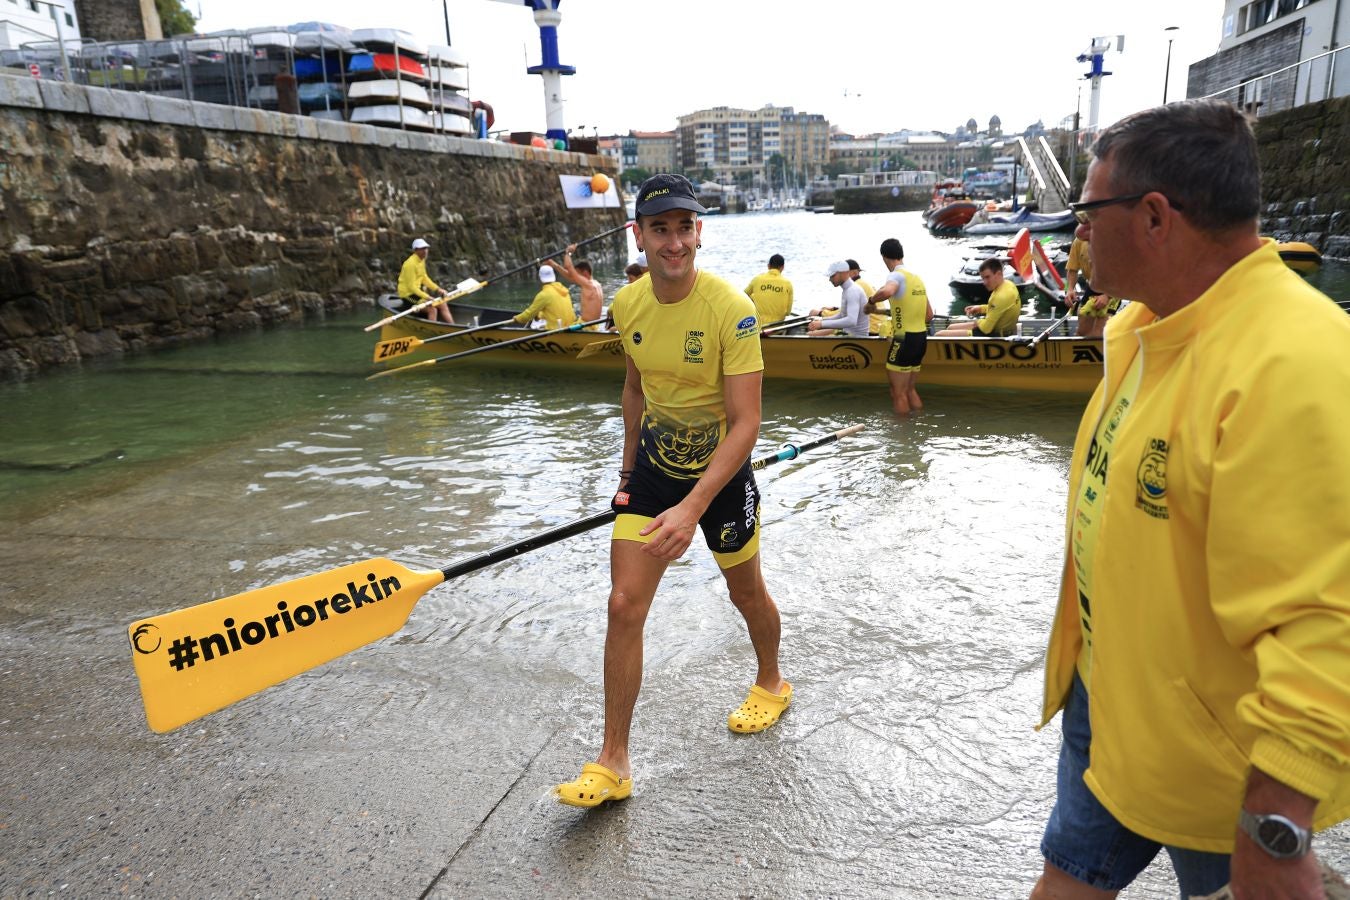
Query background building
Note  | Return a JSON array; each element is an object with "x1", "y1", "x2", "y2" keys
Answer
[
  {"x1": 1189, "y1": 0, "x2": 1349, "y2": 115},
  {"x1": 676, "y1": 104, "x2": 829, "y2": 190},
  {"x1": 0, "y1": 0, "x2": 80, "y2": 52},
  {"x1": 71, "y1": 0, "x2": 161, "y2": 42}
]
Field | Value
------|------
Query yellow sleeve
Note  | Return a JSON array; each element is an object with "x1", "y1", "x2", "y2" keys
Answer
[
  {"x1": 513, "y1": 289, "x2": 549, "y2": 324},
  {"x1": 1216, "y1": 325, "x2": 1350, "y2": 800},
  {"x1": 744, "y1": 276, "x2": 756, "y2": 299},
  {"x1": 720, "y1": 295, "x2": 764, "y2": 376}
]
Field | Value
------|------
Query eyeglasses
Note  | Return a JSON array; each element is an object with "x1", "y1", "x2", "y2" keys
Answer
[{"x1": 1070, "y1": 192, "x2": 1184, "y2": 224}]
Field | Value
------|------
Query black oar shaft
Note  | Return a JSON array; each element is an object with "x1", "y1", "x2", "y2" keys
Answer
[
  {"x1": 437, "y1": 424, "x2": 864, "y2": 581},
  {"x1": 487, "y1": 222, "x2": 630, "y2": 285},
  {"x1": 428, "y1": 317, "x2": 607, "y2": 365}
]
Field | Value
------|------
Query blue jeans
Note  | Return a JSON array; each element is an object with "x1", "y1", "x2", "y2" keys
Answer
[{"x1": 1041, "y1": 674, "x2": 1232, "y2": 896}]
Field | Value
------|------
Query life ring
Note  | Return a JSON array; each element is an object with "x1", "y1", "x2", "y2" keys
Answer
[{"x1": 470, "y1": 100, "x2": 495, "y2": 131}]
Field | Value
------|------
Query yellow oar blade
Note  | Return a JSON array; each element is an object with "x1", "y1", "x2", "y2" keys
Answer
[
  {"x1": 372, "y1": 335, "x2": 425, "y2": 362},
  {"x1": 128, "y1": 559, "x2": 443, "y2": 733},
  {"x1": 366, "y1": 358, "x2": 435, "y2": 381},
  {"x1": 576, "y1": 336, "x2": 622, "y2": 359}
]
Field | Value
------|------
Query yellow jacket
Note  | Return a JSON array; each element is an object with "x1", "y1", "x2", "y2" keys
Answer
[
  {"x1": 397, "y1": 253, "x2": 440, "y2": 301},
  {"x1": 1041, "y1": 241, "x2": 1350, "y2": 850},
  {"x1": 512, "y1": 283, "x2": 577, "y2": 330}
]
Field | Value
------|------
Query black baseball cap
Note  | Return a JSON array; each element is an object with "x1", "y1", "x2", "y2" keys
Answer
[{"x1": 635, "y1": 173, "x2": 707, "y2": 217}]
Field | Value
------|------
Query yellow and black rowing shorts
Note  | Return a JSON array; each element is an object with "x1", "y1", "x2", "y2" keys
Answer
[
  {"x1": 886, "y1": 331, "x2": 928, "y2": 373},
  {"x1": 611, "y1": 456, "x2": 761, "y2": 569}
]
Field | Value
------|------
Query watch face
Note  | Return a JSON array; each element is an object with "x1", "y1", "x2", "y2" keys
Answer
[{"x1": 1257, "y1": 819, "x2": 1301, "y2": 855}]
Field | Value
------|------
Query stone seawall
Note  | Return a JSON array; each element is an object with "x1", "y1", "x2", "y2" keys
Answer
[
  {"x1": 0, "y1": 75, "x2": 622, "y2": 378},
  {"x1": 1257, "y1": 94, "x2": 1350, "y2": 259}
]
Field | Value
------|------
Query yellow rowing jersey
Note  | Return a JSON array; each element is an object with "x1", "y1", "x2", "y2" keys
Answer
[
  {"x1": 397, "y1": 253, "x2": 441, "y2": 300},
  {"x1": 512, "y1": 283, "x2": 577, "y2": 330},
  {"x1": 886, "y1": 267, "x2": 930, "y2": 334},
  {"x1": 611, "y1": 271, "x2": 764, "y2": 479},
  {"x1": 975, "y1": 280, "x2": 1020, "y2": 336},
  {"x1": 744, "y1": 268, "x2": 793, "y2": 323}
]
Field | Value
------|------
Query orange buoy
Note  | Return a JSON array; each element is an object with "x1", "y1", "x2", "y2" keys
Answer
[
  {"x1": 530, "y1": 135, "x2": 548, "y2": 148},
  {"x1": 590, "y1": 173, "x2": 610, "y2": 195}
]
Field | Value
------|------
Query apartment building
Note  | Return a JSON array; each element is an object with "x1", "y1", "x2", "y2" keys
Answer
[
  {"x1": 1188, "y1": 0, "x2": 1349, "y2": 115},
  {"x1": 675, "y1": 104, "x2": 829, "y2": 185}
]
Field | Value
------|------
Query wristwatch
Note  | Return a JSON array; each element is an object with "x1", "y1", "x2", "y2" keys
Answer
[{"x1": 1238, "y1": 809, "x2": 1312, "y2": 859}]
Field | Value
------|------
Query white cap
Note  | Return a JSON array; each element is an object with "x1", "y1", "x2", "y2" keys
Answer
[
  {"x1": 538, "y1": 265, "x2": 556, "y2": 283},
  {"x1": 635, "y1": 251, "x2": 647, "y2": 267},
  {"x1": 824, "y1": 260, "x2": 850, "y2": 277},
  {"x1": 411, "y1": 238, "x2": 430, "y2": 250}
]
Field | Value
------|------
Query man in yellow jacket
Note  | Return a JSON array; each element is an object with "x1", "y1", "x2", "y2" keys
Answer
[
  {"x1": 396, "y1": 238, "x2": 452, "y2": 323},
  {"x1": 511, "y1": 265, "x2": 577, "y2": 330},
  {"x1": 1031, "y1": 100, "x2": 1350, "y2": 899}
]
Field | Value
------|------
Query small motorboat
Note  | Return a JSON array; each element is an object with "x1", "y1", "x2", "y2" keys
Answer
[
  {"x1": 927, "y1": 200, "x2": 980, "y2": 235},
  {"x1": 349, "y1": 105, "x2": 432, "y2": 129},
  {"x1": 347, "y1": 52, "x2": 427, "y2": 81},
  {"x1": 350, "y1": 28, "x2": 427, "y2": 59},
  {"x1": 347, "y1": 79, "x2": 432, "y2": 108},
  {"x1": 963, "y1": 206, "x2": 1077, "y2": 235}
]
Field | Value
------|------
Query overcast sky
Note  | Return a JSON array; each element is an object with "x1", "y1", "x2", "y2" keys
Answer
[{"x1": 194, "y1": 0, "x2": 1226, "y2": 138}]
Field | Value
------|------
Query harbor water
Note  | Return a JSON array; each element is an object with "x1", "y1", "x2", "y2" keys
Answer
[{"x1": 1, "y1": 210, "x2": 1346, "y2": 897}]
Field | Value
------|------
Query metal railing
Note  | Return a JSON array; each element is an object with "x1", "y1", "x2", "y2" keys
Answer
[
  {"x1": 0, "y1": 27, "x2": 476, "y2": 137},
  {"x1": 1199, "y1": 44, "x2": 1348, "y2": 117}
]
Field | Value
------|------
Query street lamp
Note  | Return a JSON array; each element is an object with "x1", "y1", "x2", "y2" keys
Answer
[{"x1": 1163, "y1": 26, "x2": 1180, "y2": 103}]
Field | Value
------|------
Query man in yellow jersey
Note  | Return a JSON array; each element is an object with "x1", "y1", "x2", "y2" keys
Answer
[
  {"x1": 863, "y1": 238, "x2": 932, "y2": 415},
  {"x1": 1064, "y1": 237, "x2": 1118, "y2": 338},
  {"x1": 1031, "y1": 100, "x2": 1350, "y2": 899},
  {"x1": 554, "y1": 173, "x2": 790, "y2": 809},
  {"x1": 511, "y1": 265, "x2": 577, "y2": 330},
  {"x1": 743, "y1": 253, "x2": 793, "y2": 323},
  {"x1": 548, "y1": 243, "x2": 606, "y2": 330},
  {"x1": 934, "y1": 258, "x2": 1019, "y2": 337},
  {"x1": 396, "y1": 238, "x2": 452, "y2": 323}
]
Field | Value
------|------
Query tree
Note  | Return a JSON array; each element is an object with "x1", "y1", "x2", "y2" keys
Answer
[
  {"x1": 622, "y1": 166, "x2": 652, "y2": 191},
  {"x1": 156, "y1": 0, "x2": 196, "y2": 36},
  {"x1": 824, "y1": 160, "x2": 851, "y2": 179}
]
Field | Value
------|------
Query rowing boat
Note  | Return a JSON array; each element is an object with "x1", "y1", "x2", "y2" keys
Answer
[{"x1": 372, "y1": 298, "x2": 1105, "y2": 394}]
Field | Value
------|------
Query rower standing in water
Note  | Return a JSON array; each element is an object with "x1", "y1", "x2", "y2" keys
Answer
[{"x1": 554, "y1": 174, "x2": 791, "y2": 808}]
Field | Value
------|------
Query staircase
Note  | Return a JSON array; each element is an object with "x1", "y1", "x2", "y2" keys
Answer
[{"x1": 1016, "y1": 136, "x2": 1072, "y2": 212}]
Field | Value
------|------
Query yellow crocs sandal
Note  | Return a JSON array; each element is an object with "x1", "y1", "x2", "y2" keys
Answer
[
  {"x1": 727, "y1": 682, "x2": 793, "y2": 733},
  {"x1": 554, "y1": 762, "x2": 632, "y2": 808}
]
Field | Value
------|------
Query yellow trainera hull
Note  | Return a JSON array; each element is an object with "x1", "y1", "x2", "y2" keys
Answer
[{"x1": 375, "y1": 316, "x2": 1105, "y2": 394}]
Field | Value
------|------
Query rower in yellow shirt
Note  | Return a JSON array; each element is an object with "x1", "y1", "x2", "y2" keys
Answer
[
  {"x1": 512, "y1": 265, "x2": 578, "y2": 330},
  {"x1": 397, "y1": 237, "x2": 452, "y2": 323},
  {"x1": 743, "y1": 254, "x2": 794, "y2": 323},
  {"x1": 934, "y1": 259, "x2": 1020, "y2": 337}
]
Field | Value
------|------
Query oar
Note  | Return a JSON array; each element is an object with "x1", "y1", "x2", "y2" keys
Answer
[
  {"x1": 1019, "y1": 274, "x2": 1076, "y2": 346},
  {"x1": 364, "y1": 221, "x2": 634, "y2": 335},
  {"x1": 364, "y1": 277, "x2": 485, "y2": 333},
  {"x1": 373, "y1": 317, "x2": 521, "y2": 363},
  {"x1": 576, "y1": 314, "x2": 812, "y2": 361},
  {"x1": 367, "y1": 317, "x2": 609, "y2": 380},
  {"x1": 127, "y1": 423, "x2": 866, "y2": 733}
]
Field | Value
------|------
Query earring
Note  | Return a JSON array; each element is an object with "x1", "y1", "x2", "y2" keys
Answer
[{"x1": 697, "y1": 242, "x2": 702, "y2": 249}]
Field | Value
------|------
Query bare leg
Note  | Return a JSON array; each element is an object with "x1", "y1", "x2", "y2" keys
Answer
[
  {"x1": 886, "y1": 370, "x2": 912, "y2": 416},
  {"x1": 427, "y1": 302, "x2": 454, "y2": 324},
  {"x1": 903, "y1": 372, "x2": 923, "y2": 413},
  {"x1": 719, "y1": 553, "x2": 785, "y2": 694},
  {"x1": 594, "y1": 540, "x2": 669, "y2": 780},
  {"x1": 1029, "y1": 861, "x2": 1120, "y2": 900}
]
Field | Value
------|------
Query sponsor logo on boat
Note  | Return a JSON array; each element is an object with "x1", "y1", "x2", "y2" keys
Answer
[
  {"x1": 1072, "y1": 345, "x2": 1105, "y2": 363},
  {"x1": 142, "y1": 571, "x2": 402, "y2": 672},
  {"x1": 684, "y1": 330, "x2": 705, "y2": 363},
  {"x1": 1136, "y1": 438, "x2": 1169, "y2": 520},
  {"x1": 809, "y1": 342, "x2": 872, "y2": 370}
]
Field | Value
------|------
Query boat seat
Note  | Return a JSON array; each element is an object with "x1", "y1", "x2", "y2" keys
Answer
[{"x1": 476, "y1": 307, "x2": 517, "y2": 326}]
